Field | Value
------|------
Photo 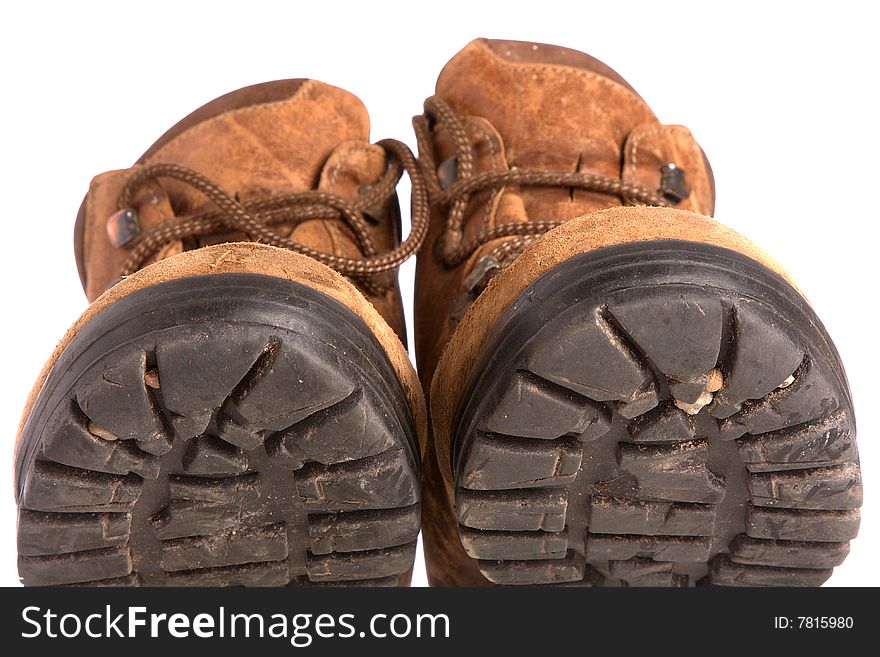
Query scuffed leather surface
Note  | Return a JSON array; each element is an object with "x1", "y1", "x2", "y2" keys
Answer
[
  {"x1": 416, "y1": 38, "x2": 716, "y2": 394},
  {"x1": 623, "y1": 122, "x2": 715, "y2": 216},
  {"x1": 80, "y1": 80, "x2": 407, "y2": 340}
]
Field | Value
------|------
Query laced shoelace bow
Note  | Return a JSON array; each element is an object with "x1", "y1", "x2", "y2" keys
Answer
[
  {"x1": 413, "y1": 96, "x2": 673, "y2": 267},
  {"x1": 112, "y1": 138, "x2": 430, "y2": 280}
]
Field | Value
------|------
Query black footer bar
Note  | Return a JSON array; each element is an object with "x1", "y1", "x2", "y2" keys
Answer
[{"x1": 4, "y1": 586, "x2": 873, "y2": 654}]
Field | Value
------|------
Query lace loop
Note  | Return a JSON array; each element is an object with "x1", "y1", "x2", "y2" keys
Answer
[{"x1": 115, "y1": 138, "x2": 429, "y2": 279}]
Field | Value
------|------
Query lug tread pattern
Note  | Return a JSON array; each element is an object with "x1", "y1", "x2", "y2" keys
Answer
[
  {"x1": 455, "y1": 275, "x2": 859, "y2": 586},
  {"x1": 18, "y1": 293, "x2": 419, "y2": 587}
]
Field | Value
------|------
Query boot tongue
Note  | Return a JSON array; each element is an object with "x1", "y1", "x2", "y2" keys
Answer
[
  {"x1": 144, "y1": 79, "x2": 371, "y2": 213},
  {"x1": 436, "y1": 39, "x2": 658, "y2": 219}
]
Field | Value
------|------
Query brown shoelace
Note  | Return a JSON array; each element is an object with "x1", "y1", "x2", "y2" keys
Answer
[
  {"x1": 116, "y1": 139, "x2": 429, "y2": 279},
  {"x1": 413, "y1": 95, "x2": 672, "y2": 267}
]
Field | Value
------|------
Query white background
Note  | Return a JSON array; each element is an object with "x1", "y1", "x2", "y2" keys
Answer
[{"x1": 0, "y1": 0, "x2": 877, "y2": 587}]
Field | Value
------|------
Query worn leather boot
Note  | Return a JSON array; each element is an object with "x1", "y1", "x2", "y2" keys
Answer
[
  {"x1": 15, "y1": 80, "x2": 428, "y2": 586},
  {"x1": 415, "y1": 39, "x2": 861, "y2": 587}
]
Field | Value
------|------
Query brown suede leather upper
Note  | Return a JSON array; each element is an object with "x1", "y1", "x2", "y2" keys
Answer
[
  {"x1": 414, "y1": 39, "x2": 719, "y2": 586},
  {"x1": 78, "y1": 79, "x2": 407, "y2": 340},
  {"x1": 415, "y1": 38, "x2": 715, "y2": 389}
]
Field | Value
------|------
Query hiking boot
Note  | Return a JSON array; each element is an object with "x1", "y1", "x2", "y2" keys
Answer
[
  {"x1": 414, "y1": 39, "x2": 860, "y2": 586},
  {"x1": 15, "y1": 80, "x2": 427, "y2": 587}
]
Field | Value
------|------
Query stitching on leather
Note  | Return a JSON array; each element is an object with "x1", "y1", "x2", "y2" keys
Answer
[
  {"x1": 467, "y1": 118, "x2": 503, "y2": 228},
  {"x1": 626, "y1": 124, "x2": 710, "y2": 213},
  {"x1": 85, "y1": 168, "x2": 136, "y2": 273},
  {"x1": 433, "y1": 116, "x2": 504, "y2": 230},
  {"x1": 626, "y1": 124, "x2": 676, "y2": 180},
  {"x1": 325, "y1": 143, "x2": 387, "y2": 258},
  {"x1": 327, "y1": 143, "x2": 381, "y2": 188},
  {"x1": 469, "y1": 120, "x2": 501, "y2": 166},
  {"x1": 482, "y1": 189, "x2": 500, "y2": 227}
]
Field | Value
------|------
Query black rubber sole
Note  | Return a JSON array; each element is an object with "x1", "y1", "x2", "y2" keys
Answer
[
  {"x1": 452, "y1": 240, "x2": 860, "y2": 586},
  {"x1": 15, "y1": 274, "x2": 420, "y2": 586}
]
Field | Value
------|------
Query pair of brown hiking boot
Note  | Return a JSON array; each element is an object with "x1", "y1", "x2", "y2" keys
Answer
[{"x1": 15, "y1": 39, "x2": 861, "y2": 587}]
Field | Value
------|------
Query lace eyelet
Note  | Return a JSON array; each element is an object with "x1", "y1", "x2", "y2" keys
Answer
[
  {"x1": 106, "y1": 208, "x2": 140, "y2": 248},
  {"x1": 659, "y1": 163, "x2": 689, "y2": 205},
  {"x1": 438, "y1": 156, "x2": 458, "y2": 190}
]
